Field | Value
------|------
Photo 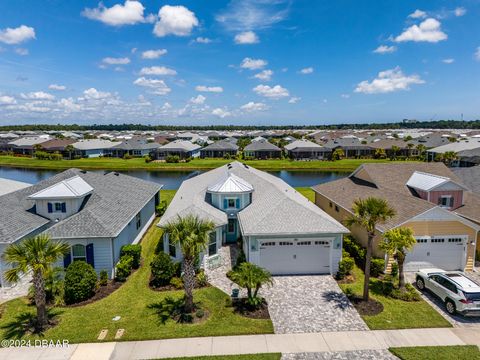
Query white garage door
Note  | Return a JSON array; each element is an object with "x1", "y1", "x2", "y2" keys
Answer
[
  {"x1": 404, "y1": 236, "x2": 467, "y2": 272},
  {"x1": 259, "y1": 238, "x2": 331, "y2": 275}
]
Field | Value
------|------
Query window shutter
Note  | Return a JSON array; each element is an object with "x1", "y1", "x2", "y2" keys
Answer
[
  {"x1": 223, "y1": 198, "x2": 228, "y2": 209},
  {"x1": 449, "y1": 197, "x2": 454, "y2": 208},
  {"x1": 236, "y1": 198, "x2": 240, "y2": 208},
  {"x1": 63, "y1": 253, "x2": 71, "y2": 268},
  {"x1": 47, "y1": 202, "x2": 53, "y2": 213},
  {"x1": 61, "y1": 202, "x2": 66, "y2": 213},
  {"x1": 86, "y1": 243, "x2": 95, "y2": 268}
]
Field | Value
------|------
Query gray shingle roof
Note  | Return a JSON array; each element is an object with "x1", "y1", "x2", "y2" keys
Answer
[
  {"x1": 201, "y1": 140, "x2": 238, "y2": 151},
  {"x1": 0, "y1": 169, "x2": 162, "y2": 243},
  {"x1": 244, "y1": 140, "x2": 281, "y2": 152},
  {"x1": 112, "y1": 138, "x2": 160, "y2": 151}
]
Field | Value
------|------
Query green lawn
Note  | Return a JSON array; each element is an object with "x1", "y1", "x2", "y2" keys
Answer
[
  {"x1": 162, "y1": 355, "x2": 281, "y2": 360},
  {"x1": 389, "y1": 346, "x2": 480, "y2": 360},
  {"x1": 339, "y1": 266, "x2": 451, "y2": 330},
  {"x1": 295, "y1": 187, "x2": 315, "y2": 202},
  {"x1": 0, "y1": 155, "x2": 403, "y2": 172},
  {"x1": 0, "y1": 192, "x2": 273, "y2": 343}
]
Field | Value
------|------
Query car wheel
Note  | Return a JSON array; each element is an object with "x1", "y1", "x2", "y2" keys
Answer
[
  {"x1": 445, "y1": 299, "x2": 456, "y2": 315},
  {"x1": 416, "y1": 277, "x2": 425, "y2": 290}
]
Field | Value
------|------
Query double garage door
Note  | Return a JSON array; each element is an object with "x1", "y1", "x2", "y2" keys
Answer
[
  {"x1": 258, "y1": 238, "x2": 332, "y2": 275},
  {"x1": 404, "y1": 236, "x2": 467, "y2": 272}
]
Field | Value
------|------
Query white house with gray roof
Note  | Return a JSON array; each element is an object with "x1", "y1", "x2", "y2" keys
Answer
[
  {"x1": 0, "y1": 169, "x2": 162, "y2": 286},
  {"x1": 158, "y1": 161, "x2": 348, "y2": 275}
]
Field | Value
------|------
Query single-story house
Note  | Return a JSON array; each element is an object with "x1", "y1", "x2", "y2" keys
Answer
[
  {"x1": 368, "y1": 139, "x2": 414, "y2": 157},
  {"x1": 0, "y1": 169, "x2": 162, "y2": 286},
  {"x1": 323, "y1": 138, "x2": 374, "y2": 158},
  {"x1": 312, "y1": 163, "x2": 480, "y2": 272},
  {"x1": 284, "y1": 139, "x2": 331, "y2": 159},
  {"x1": 108, "y1": 138, "x2": 160, "y2": 158},
  {"x1": 158, "y1": 161, "x2": 348, "y2": 275},
  {"x1": 426, "y1": 138, "x2": 480, "y2": 163},
  {"x1": 152, "y1": 140, "x2": 202, "y2": 160},
  {"x1": 200, "y1": 139, "x2": 239, "y2": 158},
  {"x1": 72, "y1": 139, "x2": 119, "y2": 158},
  {"x1": 0, "y1": 177, "x2": 31, "y2": 197},
  {"x1": 38, "y1": 138, "x2": 77, "y2": 157},
  {"x1": 8, "y1": 136, "x2": 52, "y2": 155},
  {"x1": 453, "y1": 166, "x2": 480, "y2": 194},
  {"x1": 244, "y1": 140, "x2": 281, "y2": 159}
]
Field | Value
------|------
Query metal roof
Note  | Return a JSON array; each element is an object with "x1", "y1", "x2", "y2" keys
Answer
[
  {"x1": 207, "y1": 173, "x2": 253, "y2": 193},
  {"x1": 406, "y1": 171, "x2": 467, "y2": 192},
  {"x1": 28, "y1": 175, "x2": 93, "y2": 199}
]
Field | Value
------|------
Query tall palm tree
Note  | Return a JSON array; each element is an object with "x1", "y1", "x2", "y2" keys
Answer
[
  {"x1": 3, "y1": 234, "x2": 69, "y2": 331},
  {"x1": 345, "y1": 197, "x2": 396, "y2": 301},
  {"x1": 163, "y1": 215, "x2": 215, "y2": 313},
  {"x1": 380, "y1": 227, "x2": 416, "y2": 290}
]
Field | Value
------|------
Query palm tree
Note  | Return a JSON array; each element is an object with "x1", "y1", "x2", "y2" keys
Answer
[
  {"x1": 379, "y1": 227, "x2": 416, "y2": 290},
  {"x1": 332, "y1": 148, "x2": 345, "y2": 161},
  {"x1": 440, "y1": 151, "x2": 458, "y2": 167},
  {"x1": 163, "y1": 215, "x2": 215, "y2": 313},
  {"x1": 390, "y1": 145, "x2": 400, "y2": 160},
  {"x1": 65, "y1": 144, "x2": 75, "y2": 160},
  {"x1": 415, "y1": 144, "x2": 426, "y2": 160},
  {"x1": 3, "y1": 234, "x2": 69, "y2": 331},
  {"x1": 229, "y1": 262, "x2": 273, "y2": 308},
  {"x1": 345, "y1": 197, "x2": 396, "y2": 301}
]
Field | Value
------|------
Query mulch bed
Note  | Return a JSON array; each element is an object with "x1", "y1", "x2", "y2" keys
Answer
[
  {"x1": 65, "y1": 280, "x2": 123, "y2": 307},
  {"x1": 149, "y1": 280, "x2": 210, "y2": 292},
  {"x1": 349, "y1": 296, "x2": 384, "y2": 316},
  {"x1": 232, "y1": 298, "x2": 270, "y2": 320}
]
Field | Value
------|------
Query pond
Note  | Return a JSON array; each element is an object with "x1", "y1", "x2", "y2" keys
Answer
[{"x1": 0, "y1": 166, "x2": 347, "y2": 189}]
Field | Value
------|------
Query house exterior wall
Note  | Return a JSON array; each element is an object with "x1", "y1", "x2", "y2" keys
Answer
[
  {"x1": 34, "y1": 197, "x2": 84, "y2": 221},
  {"x1": 428, "y1": 190, "x2": 464, "y2": 210},
  {"x1": 210, "y1": 192, "x2": 251, "y2": 211}
]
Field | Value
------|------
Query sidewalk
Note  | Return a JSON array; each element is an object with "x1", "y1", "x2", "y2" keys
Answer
[{"x1": 0, "y1": 327, "x2": 478, "y2": 360}]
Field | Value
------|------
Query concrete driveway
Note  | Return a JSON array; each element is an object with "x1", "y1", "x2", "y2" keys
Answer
[{"x1": 261, "y1": 275, "x2": 368, "y2": 334}]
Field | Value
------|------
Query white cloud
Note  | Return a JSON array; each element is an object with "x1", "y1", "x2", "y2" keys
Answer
[
  {"x1": 153, "y1": 5, "x2": 199, "y2": 37},
  {"x1": 475, "y1": 47, "x2": 480, "y2": 61},
  {"x1": 49, "y1": 84, "x2": 67, "y2": 91},
  {"x1": 240, "y1": 101, "x2": 268, "y2": 112},
  {"x1": 190, "y1": 94, "x2": 206, "y2": 104},
  {"x1": 442, "y1": 58, "x2": 455, "y2": 64},
  {"x1": 82, "y1": 0, "x2": 148, "y2": 26},
  {"x1": 0, "y1": 25, "x2": 35, "y2": 45},
  {"x1": 454, "y1": 7, "x2": 466, "y2": 17},
  {"x1": 21, "y1": 91, "x2": 55, "y2": 101},
  {"x1": 354, "y1": 67, "x2": 425, "y2": 94},
  {"x1": 139, "y1": 66, "x2": 177, "y2": 76},
  {"x1": 102, "y1": 57, "x2": 131, "y2": 65},
  {"x1": 373, "y1": 45, "x2": 397, "y2": 54},
  {"x1": 141, "y1": 49, "x2": 167, "y2": 59},
  {"x1": 253, "y1": 84, "x2": 289, "y2": 99},
  {"x1": 133, "y1": 77, "x2": 171, "y2": 95},
  {"x1": 395, "y1": 18, "x2": 447, "y2": 43},
  {"x1": 14, "y1": 48, "x2": 29, "y2": 56},
  {"x1": 254, "y1": 69, "x2": 273, "y2": 81},
  {"x1": 288, "y1": 96, "x2": 300, "y2": 104},
  {"x1": 194, "y1": 37, "x2": 212, "y2": 44},
  {"x1": 240, "y1": 57, "x2": 267, "y2": 70},
  {"x1": 299, "y1": 67, "x2": 314, "y2": 74},
  {"x1": 234, "y1": 31, "x2": 259, "y2": 44},
  {"x1": 408, "y1": 9, "x2": 427, "y2": 19},
  {"x1": 212, "y1": 108, "x2": 231, "y2": 118},
  {"x1": 340, "y1": 94, "x2": 350, "y2": 99},
  {"x1": 0, "y1": 95, "x2": 16, "y2": 105},
  {"x1": 195, "y1": 85, "x2": 224, "y2": 93},
  {"x1": 82, "y1": 88, "x2": 112, "y2": 100},
  {"x1": 58, "y1": 97, "x2": 81, "y2": 112}
]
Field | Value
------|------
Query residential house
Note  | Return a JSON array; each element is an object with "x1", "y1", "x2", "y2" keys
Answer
[
  {"x1": 108, "y1": 138, "x2": 160, "y2": 158},
  {"x1": 72, "y1": 139, "x2": 119, "y2": 158},
  {"x1": 0, "y1": 169, "x2": 162, "y2": 286},
  {"x1": 152, "y1": 140, "x2": 202, "y2": 160},
  {"x1": 39, "y1": 138, "x2": 76, "y2": 157},
  {"x1": 369, "y1": 139, "x2": 414, "y2": 158},
  {"x1": 284, "y1": 139, "x2": 331, "y2": 160},
  {"x1": 312, "y1": 163, "x2": 480, "y2": 272},
  {"x1": 323, "y1": 137, "x2": 374, "y2": 158},
  {"x1": 453, "y1": 166, "x2": 480, "y2": 194},
  {"x1": 426, "y1": 138, "x2": 480, "y2": 165},
  {"x1": 8, "y1": 136, "x2": 52, "y2": 155},
  {"x1": 0, "y1": 178, "x2": 30, "y2": 196},
  {"x1": 244, "y1": 140, "x2": 281, "y2": 159},
  {"x1": 159, "y1": 161, "x2": 348, "y2": 275},
  {"x1": 200, "y1": 139, "x2": 239, "y2": 158}
]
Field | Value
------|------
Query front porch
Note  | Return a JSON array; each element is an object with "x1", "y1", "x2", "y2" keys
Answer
[{"x1": 204, "y1": 244, "x2": 241, "y2": 295}]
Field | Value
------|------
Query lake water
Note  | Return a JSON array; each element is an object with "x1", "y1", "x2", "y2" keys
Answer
[{"x1": 0, "y1": 166, "x2": 347, "y2": 189}]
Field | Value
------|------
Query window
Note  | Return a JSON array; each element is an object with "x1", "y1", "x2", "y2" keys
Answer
[
  {"x1": 329, "y1": 201, "x2": 333, "y2": 208},
  {"x1": 438, "y1": 195, "x2": 454, "y2": 208},
  {"x1": 262, "y1": 242, "x2": 275, "y2": 246},
  {"x1": 315, "y1": 241, "x2": 329, "y2": 245},
  {"x1": 136, "y1": 212, "x2": 141, "y2": 229},
  {"x1": 416, "y1": 238, "x2": 428, "y2": 243},
  {"x1": 438, "y1": 277, "x2": 457, "y2": 293},
  {"x1": 168, "y1": 238, "x2": 176, "y2": 257},
  {"x1": 71, "y1": 244, "x2": 86, "y2": 262},
  {"x1": 448, "y1": 237, "x2": 463, "y2": 243},
  {"x1": 431, "y1": 238, "x2": 445, "y2": 243},
  {"x1": 228, "y1": 198, "x2": 236, "y2": 208},
  {"x1": 228, "y1": 219, "x2": 235, "y2": 233},
  {"x1": 297, "y1": 241, "x2": 312, "y2": 245},
  {"x1": 208, "y1": 232, "x2": 217, "y2": 256},
  {"x1": 335, "y1": 205, "x2": 339, "y2": 212},
  {"x1": 279, "y1": 241, "x2": 293, "y2": 246},
  {"x1": 54, "y1": 202, "x2": 62, "y2": 212}
]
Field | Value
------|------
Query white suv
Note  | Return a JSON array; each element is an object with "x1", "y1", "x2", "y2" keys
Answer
[{"x1": 415, "y1": 268, "x2": 480, "y2": 316}]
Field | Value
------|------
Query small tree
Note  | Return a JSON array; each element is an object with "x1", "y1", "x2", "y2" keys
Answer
[
  {"x1": 65, "y1": 144, "x2": 75, "y2": 160},
  {"x1": 229, "y1": 262, "x2": 273, "y2": 308},
  {"x1": 380, "y1": 227, "x2": 416, "y2": 290},
  {"x1": 390, "y1": 145, "x2": 400, "y2": 160},
  {"x1": 332, "y1": 148, "x2": 345, "y2": 161},
  {"x1": 374, "y1": 148, "x2": 387, "y2": 159}
]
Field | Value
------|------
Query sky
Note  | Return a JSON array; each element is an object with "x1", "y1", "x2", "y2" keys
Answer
[{"x1": 0, "y1": 0, "x2": 479, "y2": 126}]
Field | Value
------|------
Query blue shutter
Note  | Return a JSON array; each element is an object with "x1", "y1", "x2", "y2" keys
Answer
[
  {"x1": 236, "y1": 198, "x2": 240, "y2": 209},
  {"x1": 61, "y1": 202, "x2": 66, "y2": 213},
  {"x1": 223, "y1": 198, "x2": 228, "y2": 209},
  {"x1": 47, "y1": 202, "x2": 53, "y2": 213},
  {"x1": 63, "y1": 253, "x2": 71, "y2": 268},
  {"x1": 86, "y1": 243, "x2": 95, "y2": 268}
]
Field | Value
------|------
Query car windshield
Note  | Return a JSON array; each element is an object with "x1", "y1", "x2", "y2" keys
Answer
[{"x1": 464, "y1": 292, "x2": 480, "y2": 301}]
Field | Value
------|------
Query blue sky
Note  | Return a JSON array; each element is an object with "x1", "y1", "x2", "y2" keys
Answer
[{"x1": 0, "y1": 0, "x2": 478, "y2": 125}]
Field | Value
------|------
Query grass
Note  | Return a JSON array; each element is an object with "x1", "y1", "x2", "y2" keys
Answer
[
  {"x1": 161, "y1": 355, "x2": 281, "y2": 360},
  {"x1": 0, "y1": 155, "x2": 403, "y2": 172},
  {"x1": 389, "y1": 346, "x2": 480, "y2": 360},
  {"x1": 0, "y1": 192, "x2": 273, "y2": 343},
  {"x1": 295, "y1": 187, "x2": 315, "y2": 202},
  {"x1": 339, "y1": 266, "x2": 451, "y2": 330}
]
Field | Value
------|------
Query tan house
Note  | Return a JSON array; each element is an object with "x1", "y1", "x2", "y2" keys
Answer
[{"x1": 312, "y1": 163, "x2": 480, "y2": 272}]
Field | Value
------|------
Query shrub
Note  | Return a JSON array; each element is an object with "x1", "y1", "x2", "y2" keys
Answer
[
  {"x1": 370, "y1": 258, "x2": 385, "y2": 277},
  {"x1": 98, "y1": 269, "x2": 108, "y2": 286},
  {"x1": 196, "y1": 270, "x2": 209, "y2": 287},
  {"x1": 234, "y1": 249, "x2": 247, "y2": 270},
  {"x1": 64, "y1": 261, "x2": 97, "y2": 304},
  {"x1": 337, "y1": 256, "x2": 355, "y2": 280},
  {"x1": 150, "y1": 252, "x2": 176, "y2": 287},
  {"x1": 390, "y1": 263, "x2": 399, "y2": 278},
  {"x1": 144, "y1": 155, "x2": 152, "y2": 163},
  {"x1": 123, "y1": 153, "x2": 133, "y2": 160},
  {"x1": 120, "y1": 244, "x2": 141, "y2": 269},
  {"x1": 195, "y1": 309, "x2": 205, "y2": 318},
  {"x1": 165, "y1": 155, "x2": 180, "y2": 163},
  {"x1": 344, "y1": 286, "x2": 355, "y2": 298},
  {"x1": 116, "y1": 255, "x2": 133, "y2": 282},
  {"x1": 390, "y1": 284, "x2": 421, "y2": 302},
  {"x1": 156, "y1": 200, "x2": 168, "y2": 216},
  {"x1": 343, "y1": 236, "x2": 366, "y2": 267},
  {"x1": 170, "y1": 276, "x2": 183, "y2": 289}
]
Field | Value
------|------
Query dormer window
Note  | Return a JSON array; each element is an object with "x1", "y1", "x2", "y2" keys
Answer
[
  {"x1": 48, "y1": 202, "x2": 66, "y2": 213},
  {"x1": 439, "y1": 195, "x2": 454, "y2": 208},
  {"x1": 228, "y1": 198, "x2": 236, "y2": 208}
]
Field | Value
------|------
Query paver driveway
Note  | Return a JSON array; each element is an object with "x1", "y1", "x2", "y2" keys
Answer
[{"x1": 261, "y1": 275, "x2": 368, "y2": 334}]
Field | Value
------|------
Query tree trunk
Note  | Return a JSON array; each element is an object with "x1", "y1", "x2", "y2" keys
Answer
[
  {"x1": 183, "y1": 257, "x2": 196, "y2": 313},
  {"x1": 33, "y1": 270, "x2": 47, "y2": 331},
  {"x1": 363, "y1": 233, "x2": 373, "y2": 302},
  {"x1": 398, "y1": 252, "x2": 406, "y2": 290}
]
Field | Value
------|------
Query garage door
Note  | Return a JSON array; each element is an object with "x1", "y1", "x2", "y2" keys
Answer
[
  {"x1": 259, "y1": 238, "x2": 331, "y2": 275},
  {"x1": 404, "y1": 236, "x2": 466, "y2": 272}
]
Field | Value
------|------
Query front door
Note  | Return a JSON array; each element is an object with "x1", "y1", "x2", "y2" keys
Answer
[{"x1": 226, "y1": 218, "x2": 237, "y2": 243}]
